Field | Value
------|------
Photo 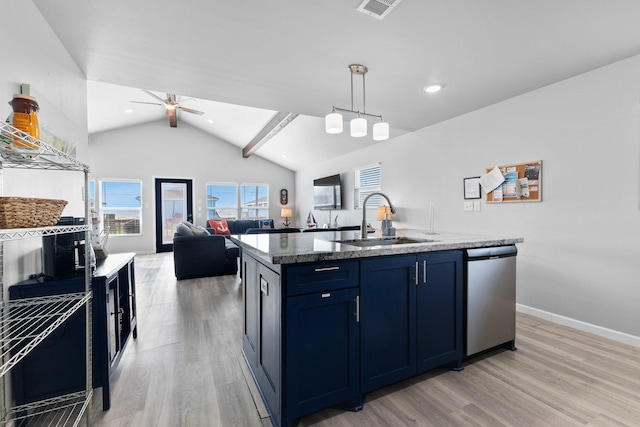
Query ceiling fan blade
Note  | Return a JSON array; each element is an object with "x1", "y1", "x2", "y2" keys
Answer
[
  {"x1": 130, "y1": 101, "x2": 162, "y2": 106},
  {"x1": 168, "y1": 108, "x2": 178, "y2": 127},
  {"x1": 142, "y1": 89, "x2": 167, "y2": 104},
  {"x1": 180, "y1": 106, "x2": 205, "y2": 115}
]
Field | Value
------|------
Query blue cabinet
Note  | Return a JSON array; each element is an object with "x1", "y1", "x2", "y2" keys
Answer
[
  {"x1": 242, "y1": 250, "x2": 462, "y2": 427},
  {"x1": 285, "y1": 287, "x2": 360, "y2": 420},
  {"x1": 242, "y1": 256, "x2": 360, "y2": 427},
  {"x1": 361, "y1": 251, "x2": 463, "y2": 393},
  {"x1": 242, "y1": 256, "x2": 282, "y2": 423},
  {"x1": 360, "y1": 254, "x2": 417, "y2": 392},
  {"x1": 416, "y1": 251, "x2": 463, "y2": 372}
]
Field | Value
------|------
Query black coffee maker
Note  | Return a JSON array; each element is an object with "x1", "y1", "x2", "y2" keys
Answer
[{"x1": 42, "y1": 216, "x2": 87, "y2": 280}]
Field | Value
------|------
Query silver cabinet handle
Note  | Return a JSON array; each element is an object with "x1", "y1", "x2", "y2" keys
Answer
[
  {"x1": 314, "y1": 266, "x2": 340, "y2": 272},
  {"x1": 423, "y1": 260, "x2": 427, "y2": 284},
  {"x1": 415, "y1": 261, "x2": 419, "y2": 285},
  {"x1": 355, "y1": 295, "x2": 360, "y2": 323}
]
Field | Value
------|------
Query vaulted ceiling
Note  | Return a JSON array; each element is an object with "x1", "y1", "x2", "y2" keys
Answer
[{"x1": 34, "y1": 0, "x2": 640, "y2": 171}]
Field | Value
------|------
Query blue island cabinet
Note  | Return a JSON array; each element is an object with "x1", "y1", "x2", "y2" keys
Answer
[
  {"x1": 242, "y1": 253, "x2": 361, "y2": 427},
  {"x1": 360, "y1": 250, "x2": 463, "y2": 393},
  {"x1": 242, "y1": 249, "x2": 463, "y2": 427}
]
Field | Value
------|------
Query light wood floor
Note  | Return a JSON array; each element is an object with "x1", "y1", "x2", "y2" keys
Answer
[{"x1": 88, "y1": 252, "x2": 640, "y2": 427}]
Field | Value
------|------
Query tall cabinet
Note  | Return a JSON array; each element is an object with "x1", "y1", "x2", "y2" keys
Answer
[{"x1": 0, "y1": 122, "x2": 92, "y2": 426}]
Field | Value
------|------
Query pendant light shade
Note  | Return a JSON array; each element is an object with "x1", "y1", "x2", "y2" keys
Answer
[
  {"x1": 325, "y1": 112, "x2": 343, "y2": 134},
  {"x1": 350, "y1": 117, "x2": 367, "y2": 137},
  {"x1": 373, "y1": 121, "x2": 389, "y2": 141}
]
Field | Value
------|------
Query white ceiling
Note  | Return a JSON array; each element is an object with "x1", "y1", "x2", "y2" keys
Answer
[{"x1": 34, "y1": 0, "x2": 640, "y2": 171}]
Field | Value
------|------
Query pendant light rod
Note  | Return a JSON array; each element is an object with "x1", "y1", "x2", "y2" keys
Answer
[{"x1": 330, "y1": 106, "x2": 382, "y2": 120}]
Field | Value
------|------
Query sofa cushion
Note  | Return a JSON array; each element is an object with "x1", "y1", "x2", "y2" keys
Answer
[
  {"x1": 178, "y1": 220, "x2": 211, "y2": 236},
  {"x1": 175, "y1": 222, "x2": 194, "y2": 236},
  {"x1": 208, "y1": 219, "x2": 231, "y2": 235},
  {"x1": 195, "y1": 226, "x2": 210, "y2": 236},
  {"x1": 227, "y1": 220, "x2": 259, "y2": 234}
]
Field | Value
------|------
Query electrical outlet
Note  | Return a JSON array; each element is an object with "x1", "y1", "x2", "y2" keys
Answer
[{"x1": 464, "y1": 201, "x2": 473, "y2": 211}]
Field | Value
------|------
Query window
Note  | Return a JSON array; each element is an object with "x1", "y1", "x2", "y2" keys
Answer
[
  {"x1": 355, "y1": 164, "x2": 382, "y2": 209},
  {"x1": 241, "y1": 184, "x2": 269, "y2": 219},
  {"x1": 100, "y1": 180, "x2": 142, "y2": 235},
  {"x1": 206, "y1": 183, "x2": 269, "y2": 220},
  {"x1": 207, "y1": 183, "x2": 238, "y2": 219},
  {"x1": 89, "y1": 180, "x2": 95, "y2": 213}
]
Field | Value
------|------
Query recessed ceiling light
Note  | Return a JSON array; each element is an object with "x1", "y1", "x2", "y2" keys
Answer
[
  {"x1": 124, "y1": 109, "x2": 134, "y2": 113},
  {"x1": 281, "y1": 154, "x2": 288, "y2": 159},
  {"x1": 207, "y1": 118, "x2": 214, "y2": 124},
  {"x1": 423, "y1": 84, "x2": 444, "y2": 94}
]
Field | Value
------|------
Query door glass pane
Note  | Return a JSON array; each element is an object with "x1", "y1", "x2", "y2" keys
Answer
[{"x1": 161, "y1": 182, "x2": 186, "y2": 244}]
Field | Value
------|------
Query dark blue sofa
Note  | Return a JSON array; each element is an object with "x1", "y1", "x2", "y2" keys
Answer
[{"x1": 173, "y1": 221, "x2": 240, "y2": 280}]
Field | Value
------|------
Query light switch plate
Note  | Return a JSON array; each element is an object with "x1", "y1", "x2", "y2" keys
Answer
[
  {"x1": 473, "y1": 201, "x2": 481, "y2": 211},
  {"x1": 464, "y1": 201, "x2": 473, "y2": 211}
]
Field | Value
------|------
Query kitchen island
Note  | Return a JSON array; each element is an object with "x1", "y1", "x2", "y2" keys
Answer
[{"x1": 231, "y1": 229, "x2": 523, "y2": 427}]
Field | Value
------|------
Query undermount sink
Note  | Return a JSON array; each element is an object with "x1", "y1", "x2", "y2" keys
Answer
[{"x1": 335, "y1": 236, "x2": 438, "y2": 247}]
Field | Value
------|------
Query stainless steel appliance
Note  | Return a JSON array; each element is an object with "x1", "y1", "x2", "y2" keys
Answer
[{"x1": 465, "y1": 245, "x2": 517, "y2": 357}]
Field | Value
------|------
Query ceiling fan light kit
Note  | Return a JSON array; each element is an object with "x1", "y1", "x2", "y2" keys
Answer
[
  {"x1": 131, "y1": 89, "x2": 204, "y2": 127},
  {"x1": 325, "y1": 64, "x2": 389, "y2": 141}
]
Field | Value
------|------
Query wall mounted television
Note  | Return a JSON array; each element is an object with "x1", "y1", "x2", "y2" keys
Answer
[{"x1": 313, "y1": 174, "x2": 342, "y2": 210}]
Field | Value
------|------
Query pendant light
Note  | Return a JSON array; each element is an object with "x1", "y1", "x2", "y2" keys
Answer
[
  {"x1": 372, "y1": 120, "x2": 389, "y2": 141},
  {"x1": 325, "y1": 64, "x2": 389, "y2": 141},
  {"x1": 325, "y1": 109, "x2": 343, "y2": 134},
  {"x1": 351, "y1": 115, "x2": 367, "y2": 137}
]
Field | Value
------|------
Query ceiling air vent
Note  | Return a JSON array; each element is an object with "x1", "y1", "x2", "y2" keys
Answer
[{"x1": 356, "y1": 0, "x2": 402, "y2": 20}]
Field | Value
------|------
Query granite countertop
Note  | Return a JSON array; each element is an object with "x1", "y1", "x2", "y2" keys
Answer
[{"x1": 230, "y1": 229, "x2": 524, "y2": 265}]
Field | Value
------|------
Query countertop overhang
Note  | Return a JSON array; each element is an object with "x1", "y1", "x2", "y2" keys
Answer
[{"x1": 230, "y1": 229, "x2": 523, "y2": 265}]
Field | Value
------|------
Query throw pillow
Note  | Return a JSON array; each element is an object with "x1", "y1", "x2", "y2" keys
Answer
[
  {"x1": 175, "y1": 222, "x2": 194, "y2": 237},
  {"x1": 195, "y1": 226, "x2": 211, "y2": 236},
  {"x1": 208, "y1": 219, "x2": 231, "y2": 235},
  {"x1": 260, "y1": 219, "x2": 272, "y2": 229},
  {"x1": 191, "y1": 225, "x2": 211, "y2": 236}
]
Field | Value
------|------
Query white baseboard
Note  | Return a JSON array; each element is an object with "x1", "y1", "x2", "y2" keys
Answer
[{"x1": 516, "y1": 304, "x2": 640, "y2": 348}]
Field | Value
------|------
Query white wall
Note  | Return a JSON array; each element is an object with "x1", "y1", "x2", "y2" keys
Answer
[
  {"x1": 296, "y1": 55, "x2": 640, "y2": 345},
  {"x1": 89, "y1": 120, "x2": 295, "y2": 254},
  {"x1": 0, "y1": 1, "x2": 89, "y2": 286}
]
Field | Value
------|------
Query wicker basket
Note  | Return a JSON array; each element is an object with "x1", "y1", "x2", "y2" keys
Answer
[{"x1": 0, "y1": 197, "x2": 67, "y2": 228}]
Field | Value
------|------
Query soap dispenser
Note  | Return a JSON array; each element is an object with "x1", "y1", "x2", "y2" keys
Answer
[{"x1": 381, "y1": 213, "x2": 395, "y2": 236}]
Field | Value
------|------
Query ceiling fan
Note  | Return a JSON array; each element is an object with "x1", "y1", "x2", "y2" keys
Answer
[{"x1": 131, "y1": 89, "x2": 204, "y2": 127}]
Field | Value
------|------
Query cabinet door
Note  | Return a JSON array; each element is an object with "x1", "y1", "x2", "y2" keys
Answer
[
  {"x1": 285, "y1": 287, "x2": 360, "y2": 419},
  {"x1": 360, "y1": 255, "x2": 417, "y2": 393},
  {"x1": 416, "y1": 251, "x2": 463, "y2": 373},
  {"x1": 242, "y1": 254, "x2": 259, "y2": 370},
  {"x1": 254, "y1": 263, "x2": 282, "y2": 424}
]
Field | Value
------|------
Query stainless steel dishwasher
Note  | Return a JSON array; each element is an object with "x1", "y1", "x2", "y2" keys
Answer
[{"x1": 465, "y1": 245, "x2": 517, "y2": 357}]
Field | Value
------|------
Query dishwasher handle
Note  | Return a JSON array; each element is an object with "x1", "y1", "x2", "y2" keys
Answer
[{"x1": 466, "y1": 245, "x2": 517, "y2": 260}]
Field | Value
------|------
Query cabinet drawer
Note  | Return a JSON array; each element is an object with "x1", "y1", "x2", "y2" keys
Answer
[{"x1": 284, "y1": 260, "x2": 359, "y2": 296}]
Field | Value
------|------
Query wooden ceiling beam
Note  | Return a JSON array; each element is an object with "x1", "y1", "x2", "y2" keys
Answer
[{"x1": 242, "y1": 111, "x2": 298, "y2": 158}]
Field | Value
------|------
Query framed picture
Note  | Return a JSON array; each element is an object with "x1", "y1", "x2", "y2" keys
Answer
[{"x1": 464, "y1": 177, "x2": 481, "y2": 199}]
